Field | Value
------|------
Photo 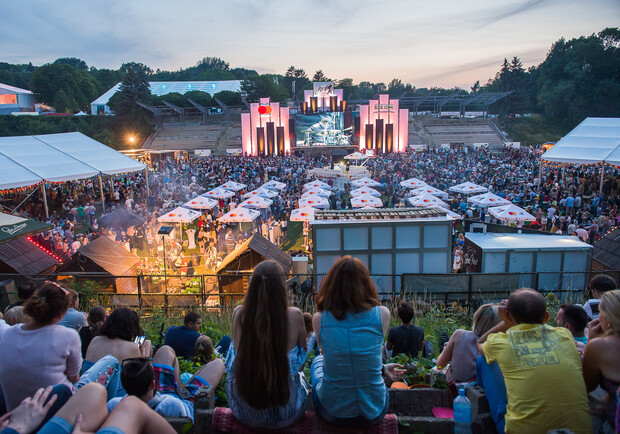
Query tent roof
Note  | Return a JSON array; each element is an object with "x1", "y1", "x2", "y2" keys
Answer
[
  {"x1": 72, "y1": 236, "x2": 140, "y2": 276},
  {"x1": 541, "y1": 117, "x2": 620, "y2": 165},
  {"x1": 0, "y1": 82, "x2": 33, "y2": 95},
  {"x1": 0, "y1": 213, "x2": 53, "y2": 244},
  {"x1": 466, "y1": 233, "x2": 592, "y2": 251},
  {"x1": 216, "y1": 233, "x2": 292, "y2": 274},
  {"x1": 0, "y1": 132, "x2": 145, "y2": 189},
  {"x1": 591, "y1": 228, "x2": 620, "y2": 270},
  {"x1": 0, "y1": 237, "x2": 58, "y2": 274}
]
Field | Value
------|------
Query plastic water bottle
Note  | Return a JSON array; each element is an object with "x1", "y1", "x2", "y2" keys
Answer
[{"x1": 453, "y1": 388, "x2": 472, "y2": 434}]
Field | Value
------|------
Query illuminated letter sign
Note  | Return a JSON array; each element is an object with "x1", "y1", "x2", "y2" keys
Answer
[
  {"x1": 313, "y1": 82, "x2": 334, "y2": 97},
  {"x1": 374, "y1": 104, "x2": 394, "y2": 113}
]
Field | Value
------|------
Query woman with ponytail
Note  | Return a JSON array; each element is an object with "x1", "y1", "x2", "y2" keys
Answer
[{"x1": 225, "y1": 260, "x2": 308, "y2": 428}]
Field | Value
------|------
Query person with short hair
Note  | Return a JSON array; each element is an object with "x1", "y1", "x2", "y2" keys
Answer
[
  {"x1": 386, "y1": 301, "x2": 424, "y2": 359},
  {"x1": 4, "y1": 306, "x2": 30, "y2": 326},
  {"x1": 164, "y1": 312, "x2": 202, "y2": 360},
  {"x1": 477, "y1": 288, "x2": 592, "y2": 434},
  {"x1": 57, "y1": 288, "x2": 87, "y2": 331},
  {"x1": 4, "y1": 280, "x2": 36, "y2": 313},
  {"x1": 583, "y1": 275, "x2": 617, "y2": 321},
  {"x1": 556, "y1": 304, "x2": 589, "y2": 347}
]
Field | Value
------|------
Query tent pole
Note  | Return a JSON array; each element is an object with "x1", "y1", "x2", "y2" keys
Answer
[
  {"x1": 561, "y1": 164, "x2": 565, "y2": 186},
  {"x1": 537, "y1": 160, "x2": 543, "y2": 192},
  {"x1": 98, "y1": 174, "x2": 105, "y2": 213},
  {"x1": 145, "y1": 168, "x2": 150, "y2": 198},
  {"x1": 41, "y1": 183, "x2": 49, "y2": 219},
  {"x1": 599, "y1": 163, "x2": 605, "y2": 195}
]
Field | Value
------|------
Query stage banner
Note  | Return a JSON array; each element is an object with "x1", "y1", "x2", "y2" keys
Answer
[
  {"x1": 295, "y1": 112, "x2": 346, "y2": 147},
  {"x1": 313, "y1": 82, "x2": 334, "y2": 97}
]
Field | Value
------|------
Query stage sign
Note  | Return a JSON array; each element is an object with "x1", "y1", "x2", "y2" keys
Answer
[
  {"x1": 226, "y1": 148, "x2": 242, "y2": 155},
  {"x1": 194, "y1": 149, "x2": 211, "y2": 157},
  {"x1": 295, "y1": 112, "x2": 348, "y2": 147},
  {"x1": 463, "y1": 238, "x2": 482, "y2": 273},
  {"x1": 313, "y1": 82, "x2": 334, "y2": 97},
  {"x1": 373, "y1": 104, "x2": 394, "y2": 113},
  {"x1": 364, "y1": 149, "x2": 375, "y2": 156}
]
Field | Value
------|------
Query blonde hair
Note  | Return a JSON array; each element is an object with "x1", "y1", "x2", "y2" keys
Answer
[
  {"x1": 599, "y1": 290, "x2": 620, "y2": 336},
  {"x1": 5, "y1": 306, "x2": 30, "y2": 326},
  {"x1": 473, "y1": 304, "x2": 500, "y2": 337}
]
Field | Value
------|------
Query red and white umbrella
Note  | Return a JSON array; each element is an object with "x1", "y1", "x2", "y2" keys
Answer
[
  {"x1": 243, "y1": 187, "x2": 278, "y2": 199},
  {"x1": 448, "y1": 181, "x2": 487, "y2": 195},
  {"x1": 400, "y1": 178, "x2": 427, "y2": 189},
  {"x1": 262, "y1": 180, "x2": 287, "y2": 190},
  {"x1": 301, "y1": 187, "x2": 332, "y2": 198},
  {"x1": 351, "y1": 194, "x2": 383, "y2": 208},
  {"x1": 158, "y1": 207, "x2": 202, "y2": 223},
  {"x1": 408, "y1": 193, "x2": 448, "y2": 208},
  {"x1": 350, "y1": 187, "x2": 381, "y2": 197},
  {"x1": 468, "y1": 192, "x2": 511, "y2": 208},
  {"x1": 437, "y1": 207, "x2": 462, "y2": 219},
  {"x1": 183, "y1": 196, "x2": 218, "y2": 210},
  {"x1": 410, "y1": 186, "x2": 449, "y2": 199},
  {"x1": 203, "y1": 187, "x2": 235, "y2": 199},
  {"x1": 303, "y1": 180, "x2": 331, "y2": 190},
  {"x1": 344, "y1": 151, "x2": 367, "y2": 160},
  {"x1": 488, "y1": 204, "x2": 536, "y2": 222},
  {"x1": 351, "y1": 177, "x2": 381, "y2": 188},
  {"x1": 298, "y1": 195, "x2": 330, "y2": 209},
  {"x1": 290, "y1": 206, "x2": 316, "y2": 222},
  {"x1": 217, "y1": 207, "x2": 260, "y2": 223},
  {"x1": 237, "y1": 196, "x2": 273, "y2": 209},
  {"x1": 219, "y1": 181, "x2": 246, "y2": 192}
]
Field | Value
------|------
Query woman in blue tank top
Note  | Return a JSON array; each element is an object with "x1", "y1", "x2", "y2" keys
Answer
[{"x1": 311, "y1": 256, "x2": 404, "y2": 427}]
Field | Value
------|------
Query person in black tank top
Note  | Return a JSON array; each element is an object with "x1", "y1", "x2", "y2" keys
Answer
[{"x1": 386, "y1": 301, "x2": 424, "y2": 358}]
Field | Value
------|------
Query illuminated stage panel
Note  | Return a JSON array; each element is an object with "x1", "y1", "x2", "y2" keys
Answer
[{"x1": 295, "y1": 112, "x2": 352, "y2": 148}]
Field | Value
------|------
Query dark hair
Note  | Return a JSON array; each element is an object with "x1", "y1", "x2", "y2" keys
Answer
[
  {"x1": 303, "y1": 312, "x2": 313, "y2": 333},
  {"x1": 316, "y1": 256, "x2": 378, "y2": 320},
  {"x1": 559, "y1": 304, "x2": 588, "y2": 332},
  {"x1": 235, "y1": 260, "x2": 289, "y2": 409},
  {"x1": 24, "y1": 282, "x2": 70, "y2": 324},
  {"x1": 194, "y1": 335, "x2": 214, "y2": 365},
  {"x1": 87, "y1": 305, "x2": 107, "y2": 336},
  {"x1": 397, "y1": 301, "x2": 415, "y2": 324},
  {"x1": 507, "y1": 288, "x2": 546, "y2": 324},
  {"x1": 99, "y1": 308, "x2": 142, "y2": 341},
  {"x1": 17, "y1": 281, "x2": 36, "y2": 301},
  {"x1": 589, "y1": 275, "x2": 617, "y2": 295},
  {"x1": 184, "y1": 312, "x2": 201, "y2": 326},
  {"x1": 121, "y1": 358, "x2": 154, "y2": 396}
]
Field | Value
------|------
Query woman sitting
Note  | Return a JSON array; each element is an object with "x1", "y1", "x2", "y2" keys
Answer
[
  {"x1": 436, "y1": 303, "x2": 500, "y2": 383},
  {"x1": 582, "y1": 289, "x2": 620, "y2": 432},
  {"x1": 225, "y1": 260, "x2": 308, "y2": 428},
  {"x1": 79, "y1": 305, "x2": 107, "y2": 358},
  {"x1": 311, "y1": 256, "x2": 402, "y2": 427}
]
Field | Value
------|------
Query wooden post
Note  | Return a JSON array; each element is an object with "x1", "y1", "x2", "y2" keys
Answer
[
  {"x1": 599, "y1": 163, "x2": 605, "y2": 195},
  {"x1": 98, "y1": 174, "x2": 105, "y2": 212},
  {"x1": 41, "y1": 183, "x2": 49, "y2": 218},
  {"x1": 144, "y1": 168, "x2": 150, "y2": 197}
]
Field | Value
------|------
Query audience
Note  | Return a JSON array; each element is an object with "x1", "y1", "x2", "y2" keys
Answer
[
  {"x1": 436, "y1": 303, "x2": 500, "y2": 383},
  {"x1": 225, "y1": 260, "x2": 308, "y2": 428},
  {"x1": 3, "y1": 306, "x2": 29, "y2": 326},
  {"x1": 4, "y1": 281, "x2": 36, "y2": 313},
  {"x1": 582, "y1": 290, "x2": 620, "y2": 432},
  {"x1": 311, "y1": 256, "x2": 403, "y2": 427},
  {"x1": 386, "y1": 301, "x2": 424, "y2": 359},
  {"x1": 556, "y1": 303, "x2": 589, "y2": 355},
  {"x1": 583, "y1": 275, "x2": 617, "y2": 321},
  {"x1": 57, "y1": 288, "x2": 87, "y2": 331},
  {"x1": 164, "y1": 312, "x2": 202, "y2": 360},
  {"x1": 79, "y1": 305, "x2": 107, "y2": 358},
  {"x1": 193, "y1": 335, "x2": 214, "y2": 365},
  {"x1": 477, "y1": 288, "x2": 592, "y2": 433}
]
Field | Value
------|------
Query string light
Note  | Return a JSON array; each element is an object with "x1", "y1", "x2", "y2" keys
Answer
[{"x1": 26, "y1": 236, "x2": 63, "y2": 263}]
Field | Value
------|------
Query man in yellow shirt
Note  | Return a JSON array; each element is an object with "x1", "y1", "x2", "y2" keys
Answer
[{"x1": 477, "y1": 289, "x2": 592, "y2": 434}]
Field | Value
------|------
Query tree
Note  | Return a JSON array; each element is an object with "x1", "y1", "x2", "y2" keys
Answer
[
  {"x1": 53, "y1": 57, "x2": 88, "y2": 71},
  {"x1": 184, "y1": 90, "x2": 213, "y2": 107},
  {"x1": 214, "y1": 90, "x2": 242, "y2": 106},
  {"x1": 120, "y1": 62, "x2": 153, "y2": 77},
  {"x1": 312, "y1": 70, "x2": 329, "y2": 82},
  {"x1": 196, "y1": 57, "x2": 230, "y2": 71},
  {"x1": 108, "y1": 64, "x2": 152, "y2": 118},
  {"x1": 30, "y1": 63, "x2": 99, "y2": 112},
  {"x1": 387, "y1": 78, "x2": 405, "y2": 97},
  {"x1": 240, "y1": 75, "x2": 289, "y2": 102},
  {"x1": 471, "y1": 80, "x2": 481, "y2": 94}
]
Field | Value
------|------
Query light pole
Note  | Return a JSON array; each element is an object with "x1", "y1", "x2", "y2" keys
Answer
[{"x1": 158, "y1": 226, "x2": 174, "y2": 311}]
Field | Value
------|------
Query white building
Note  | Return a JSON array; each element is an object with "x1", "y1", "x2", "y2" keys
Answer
[
  {"x1": 90, "y1": 80, "x2": 242, "y2": 115},
  {"x1": 0, "y1": 83, "x2": 36, "y2": 115}
]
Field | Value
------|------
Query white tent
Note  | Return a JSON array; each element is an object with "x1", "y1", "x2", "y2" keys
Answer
[
  {"x1": 488, "y1": 204, "x2": 536, "y2": 222},
  {"x1": 400, "y1": 178, "x2": 427, "y2": 189},
  {"x1": 541, "y1": 117, "x2": 620, "y2": 166},
  {"x1": 438, "y1": 207, "x2": 462, "y2": 219},
  {"x1": 303, "y1": 180, "x2": 331, "y2": 190},
  {"x1": 410, "y1": 186, "x2": 449, "y2": 199},
  {"x1": 218, "y1": 207, "x2": 260, "y2": 222},
  {"x1": 183, "y1": 196, "x2": 218, "y2": 210},
  {"x1": 219, "y1": 181, "x2": 246, "y2": 191},
  {"x1": 350, "y1": 187, "x2": 381, "y2": 197},
  {"x1": 290, "y1": 206, "x2": 316, "y2": 222},
  {"x1": 408, "y1": 193, "x2": 448, "y2": 208},
  {"x1": 301, "y1": 188, "x2": 332, "y2": 198},
  {"x1": 237, "y1": 196, "x2": 273, "y2": 209},
  {"x1": 262, "y1": 180, "x2": 287, "y2": 190},
  {"x1": 203, "y1": 187, "x2": 235, "y2": 199},
  {"x1": 158, "y1": 207, "x2": 202, "y2": 223},
  {"x1": 468, "y1": 192, "x2": 511, "y2": 208},
  {"x1": 344, "y1": 151, "x2": 367, "y2": 160},
  {"x1": 448, "y1": 181, "x2": 487, "y2": 195},
  {"x1": 243, "y1": 187, "x2": 278, "y2": 199},
  {"x1": 351, "y1": 177, "x2": 381, "y2": 187},
  {"x1": 298, "y1": 195, "x2": 330, "y2": 209},
  {"x1": 351, "y1": 194, "x2": 383, "y2": 208}
]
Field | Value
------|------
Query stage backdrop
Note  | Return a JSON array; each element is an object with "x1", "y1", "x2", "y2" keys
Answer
[{"x1": 295, "y1": 112, "x2": 347, "y2": 147}]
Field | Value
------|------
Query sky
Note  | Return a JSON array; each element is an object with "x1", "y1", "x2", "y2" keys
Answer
[{"x1": 1, "y1": 0, "x2": 618, "y2": 89}]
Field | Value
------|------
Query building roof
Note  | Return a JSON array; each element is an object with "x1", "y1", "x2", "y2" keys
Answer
[
  {"x1": 466, "y1": 232, "x2": 593, "y2": 251},
  {"x1": 72, "y1": 236, "x2": 140, "y2": 276},
  {"x1": 541, "y1": 117, "x2": 620, "y2": 166},
  {"x1": 312, "y1": 207, "x2": 452, "y2": 225},
  {"x1": 91, "y1": 80, "x2": 242, "y2": 106},
  {"x1": 216, "y1": 233, "x2": 292, "y2": 274},
  {"x1": 0, "y1": 213, "x2": 53, "y2": 244},
  {"x1": 0, "y1": 83, "x2": 33, "y2": 95},
  {"x1": 592, "y1": 228, "x2": 620, "y2": 270},
  {"x1": 0, "y1": 237, "x2": 58, "y2": 274},
  {"x1": 0, "y1": 132, "x2": 146, "y2": 190}
]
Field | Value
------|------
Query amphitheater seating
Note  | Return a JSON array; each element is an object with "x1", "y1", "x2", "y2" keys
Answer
[
  {"x1": 417, "y1": 118, "x2": 506, "y2": 147},
  {"x1": 145, "y1": 122, "x2": 242, "y2": 153}
]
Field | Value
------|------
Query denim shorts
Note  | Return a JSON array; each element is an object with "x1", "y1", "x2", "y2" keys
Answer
[{"x1": 37, "y1": 417, "x2": 125, "y2": 434}]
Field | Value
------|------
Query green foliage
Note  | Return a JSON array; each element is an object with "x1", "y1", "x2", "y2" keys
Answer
[
  {"x1": 53, "y1": 57, "x2": 88, "y2": 71},
  {"x1": 108, "y1": 65, "x2": 152, "y2": 118},
  {"x1": 64, "y1": 278, "x2": 108, "y2": 312},
  {"x1": 500, "y1": 114, "x2": 568, "y2": 146},
  {"x1": 214, "y1": 90, "x2": 242, "y2": 106},
  {"x1": 240, "y1": 75, "x2": 289, "y2": 102},
  {"x1": 30, "y1": 63, "x2": 100, "y2": 112}
]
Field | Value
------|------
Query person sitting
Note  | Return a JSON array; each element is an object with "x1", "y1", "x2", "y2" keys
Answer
[
  {"x1": 583, "y1": 274, "x2": 617, "y2": 321},
  {"x1": 311, "y1": 257, "x2": 403, "y2": 428},
  {"x1": 57, "y1": 289, "x2": 87, "y2": 331},
  {"x1": 225, "y1": 260, "x2": 308, "y2": 429},
  {"x1": 4, "y1": 306, "x2": 29, "y2": 326},
  {"x1": 582, "y1": 289, "x2": 620, "y2": 433},
  {"x1": 477, "y1": 288, "x2": 592, "y2": 434},
  {"x1": 555, "y1": 303, "x2": 589, "y2": 355},
  {"x1": 4, "y1": 280, "x2": 36, "y2": 313},
  {"x1": 303, "y1": 312, "x2": 318, "y2": 353},
  {"x1": 106, "y1": 345, "x2": 225, "y2": 422},
  {"x1": 386, "y1": 301, "x2": 424, "y2": 359},
  {"x1": 436, "y1": 303, "x2": 500, "y2": 383},
  {"x1": 164, "y1": 312, "x2": 202, "y2": 360},
  {"x1": 193, "y1": 335, "x2": 214, "y2": 364},
  {"x1": 79, "y1": 305, "x2": 107, "y2": 358}
]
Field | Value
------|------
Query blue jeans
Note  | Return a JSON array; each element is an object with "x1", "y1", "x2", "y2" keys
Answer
[
  {"x1": 38, "y1": 416, "x2": 125, "y2": 434},
  {"x1": 476, "y1": 355, "x2": 507, "y2": 434},
  {"x1": 215, "y1": 335, "x2": 232, "y2": 358},
  {"x1": 76, "y1": 355, "x2": 121, "y2": 400}
]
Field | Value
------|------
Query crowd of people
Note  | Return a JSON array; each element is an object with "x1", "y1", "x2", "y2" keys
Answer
[{"x1": 0, "y1": 260, "x2": 617, "y2": 432}]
